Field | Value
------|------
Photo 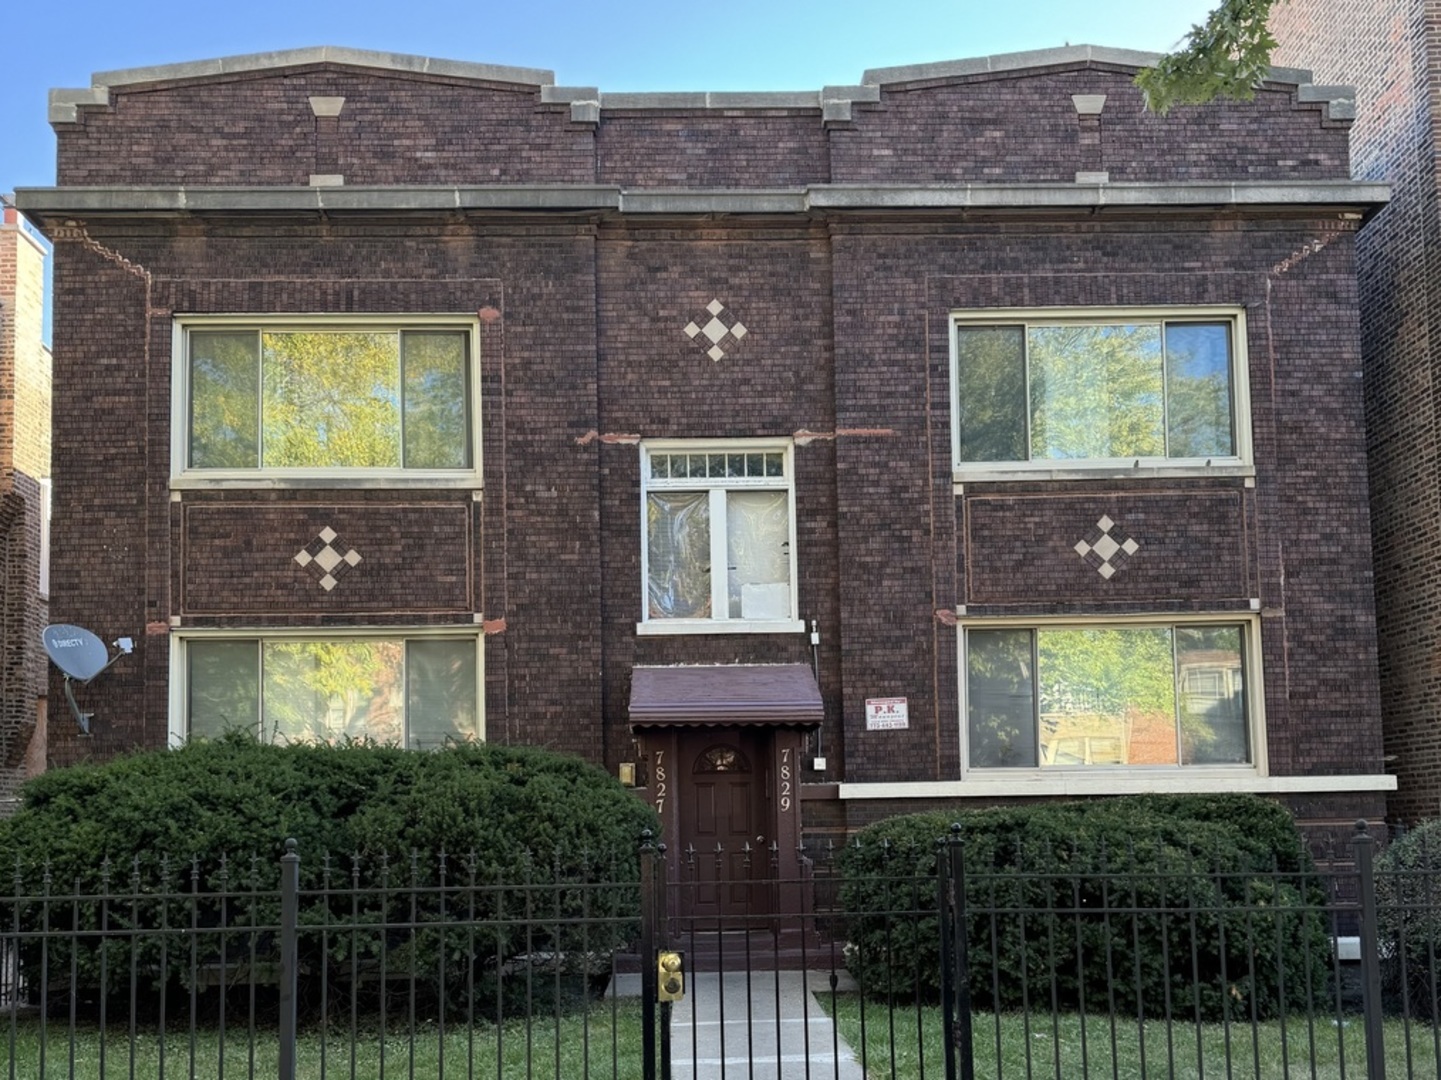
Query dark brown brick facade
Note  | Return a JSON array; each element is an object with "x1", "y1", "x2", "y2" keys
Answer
[
  {"x1": 1273, "y1": 0, "x2": 1441, "y2": 823},
  {"x1": 964, "y1": 490, "x2": 1252, "y2": 606},
  {"x1": 179, "y1": 500, "x2": 474, "y2": 615},
  {"x1": 829, "y1": 70, "x2": 1350, "y2": 183},
  {"x1": 19, "y1": 47, "x2": 1390, "y2": 833},
  {"x1": 55, "y1": 70, "x2": 596, "y2": 188}
]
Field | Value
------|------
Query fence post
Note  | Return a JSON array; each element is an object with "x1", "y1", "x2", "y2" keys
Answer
[
  {"x1": 1354, "y1": 820, "x2": 1386, "y2": 1080},
  {"x1": 640, "y1": 830, "x2": 659, "y2": 1080},
  {"x1": 938, "y1": 823, "x2": 974, "y2": 1080},
  {"x1": 656, "y1": 843, "x2": 672, "y2": 1080},
  {"x1": 278, "y1": 838, "x2": 300, "y2": 1080}
]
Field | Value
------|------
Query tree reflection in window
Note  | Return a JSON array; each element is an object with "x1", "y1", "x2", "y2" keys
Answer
[
  {"x1": 187, "y1": 637, "x2": 477, "y2": 749},
  {"x1": 694, "y1": 745, "x2": 750, "y2": 773}
]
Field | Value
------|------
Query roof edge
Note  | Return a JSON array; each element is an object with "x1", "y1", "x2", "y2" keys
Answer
[
  {"x1": 860, "y1": 43, "x2": 1318, "y2": 87},
  {"x1": 48, "y1": 46, "x2": 555, "y2": 122},
  {"x1": 862, "y1": 44, "x2": 1163, "y2": 84},
  {"x1": 46, "y1": 44, "x2": 1347, "y2": 129},
  {"x1": 856, "y1": 46, "x2": 1350, "y2": 121}
]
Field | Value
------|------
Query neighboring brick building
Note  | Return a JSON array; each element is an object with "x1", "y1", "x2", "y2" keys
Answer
[
  {"x1": 0, "y1": 198, "x2": 52, "y2": 799},
  {"x1": 1271, "y1": 1, "x2": 1441, "y2": 825},
  {"x1": 16, "y1": 44, "x2": 1392, "y2": 908}
]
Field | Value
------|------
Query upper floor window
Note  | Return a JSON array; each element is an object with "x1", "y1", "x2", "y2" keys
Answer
[
  {"x1": 951, "y1": 308, "x2": 1250, "y2": 479},
  {"x1": 639, "y1": 439, "x2": 803, "y2": 635},
  {"x1": 963, "y1": 617, "x2": 1260, "y2": 772},
  {"x1": 172, "y1": 317, "x2": 479, "y2": 486}
]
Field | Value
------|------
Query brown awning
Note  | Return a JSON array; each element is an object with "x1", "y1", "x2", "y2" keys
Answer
[{"x1": 629, "y1": 664, "x2": 823, "y2": 729}]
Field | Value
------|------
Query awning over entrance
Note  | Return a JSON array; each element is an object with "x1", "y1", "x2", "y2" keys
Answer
[{"x1": 629, "y1": 664, "x2": 823, "y2": 728}]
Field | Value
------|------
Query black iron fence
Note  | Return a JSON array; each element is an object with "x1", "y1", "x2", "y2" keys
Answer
[{"x1": 0, "y1": 823, "x2": 1436, "y2": 1078}]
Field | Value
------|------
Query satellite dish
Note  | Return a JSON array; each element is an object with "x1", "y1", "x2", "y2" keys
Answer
[
  {"x1": 41, "y1": 624, "x2": 134, "y2": 735},
  {"x1": 42, "y1": 624, "x2": 110, "y2": 681}
]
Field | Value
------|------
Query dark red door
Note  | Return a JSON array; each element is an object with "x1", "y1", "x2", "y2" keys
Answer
[{"x1": 677, "y1": 728, "x2": 772, "y2": 922}]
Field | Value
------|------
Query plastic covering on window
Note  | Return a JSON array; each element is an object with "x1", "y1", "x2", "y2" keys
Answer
[
  {"x1": 647, "y1": 492, "x2": 712, "y2": 618},
  {"x1": 726, "y1": 491, "x2": 790, "y2": 619}
]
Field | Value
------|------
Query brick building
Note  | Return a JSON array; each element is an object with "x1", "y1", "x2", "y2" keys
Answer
[
  {"x1": 0, "y1": 198, "x2": 52, "y2": 798},
  {"x1": 15, "y1": 44, "x2": 1393, "y2": 908},
  {"x1": 1271, "y1": 1, "x2": 1441, "y2": 825}
]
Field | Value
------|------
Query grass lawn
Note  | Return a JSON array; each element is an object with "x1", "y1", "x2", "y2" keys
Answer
[
  {"x1": 12, "y1": 996, "x2": 1441, "y2": 1079},
  {"x1": 1, "y1": 1002, "x2": 648, "y2": 1079},
  {"x1": 826, "y1": 995, "x2": 1441, "y2": 1079}
]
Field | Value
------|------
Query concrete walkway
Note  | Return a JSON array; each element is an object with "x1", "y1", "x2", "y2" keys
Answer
[
  {"x1": 611, "y1": 968, "x2": 866, "y2": 1078},
  {"x1": 652, "y1": 970, "x2": 866, "y2": 1080}
]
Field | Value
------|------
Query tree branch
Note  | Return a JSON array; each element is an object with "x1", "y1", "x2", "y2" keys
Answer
[{"x1": 1134, "y1": 0, "x2": 1281, "y2": 114}]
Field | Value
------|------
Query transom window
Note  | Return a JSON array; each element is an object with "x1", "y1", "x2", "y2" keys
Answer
[
  {"x1": 951, "y1": 309, "x2": 1249, "y2": 476},
  {"x1": 639, "y1": 440, "x2": 802, "y2": 635},
  {"x1": 963, "y1": 620, "x2": 1256, "y2": 770},
  {"x1": 177, "y1": 634, "x2": 481, "y2": 749},
  {"x1": 174, "y1": 318, "x2": 478, "y2": 483}
]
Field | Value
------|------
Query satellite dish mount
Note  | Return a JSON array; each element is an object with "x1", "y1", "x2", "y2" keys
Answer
[{"x1": 41, "y1": 624, "x2": 134, "y2": 735}]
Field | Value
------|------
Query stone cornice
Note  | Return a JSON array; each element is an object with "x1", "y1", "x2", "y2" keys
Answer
[{"x1": 13, "y1": 181, "x2": 1390, "y2": 222}]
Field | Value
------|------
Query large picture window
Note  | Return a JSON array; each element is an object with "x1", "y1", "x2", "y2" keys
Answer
[
  {"x1": 963, "y1": 620, "x2": 1256, "y2": 770},
  {"x1": 176, "y1": 633, "x2": 481, "y2": 749},
  {"x1": 952, "y1": 309, "x2": 1249, "y2": 476},
  {"x1": 639, "y1": 440, "x2": 801, "y2": 634},
  {"x1": 174, "y1": 318, "x2": 478, "y2": 484}
]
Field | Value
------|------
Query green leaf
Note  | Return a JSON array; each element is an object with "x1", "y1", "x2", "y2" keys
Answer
[{"x1": 1135, "y1": 0, "x2": 1282, "y2": 114}]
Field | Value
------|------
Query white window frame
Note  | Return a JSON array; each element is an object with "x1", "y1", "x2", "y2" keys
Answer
[
  {"x1": 959, "y1": 612, "x2": 1268, "y2": 779},
  {"x1": 170, "y1": 314, "x2": 482, "y2": 489},
  {"x1": 168, "y1": 626, "x2": 485, "y2": 747},
  {"x1": 37, "y1": 478, "x2": 51, "y2": 600},
  {"x1": 950, "y1": 306, "x2": 1253, "y2": 483},
  {"x1": 638, "y1": 438, "x2": 804, "y2": 636}
]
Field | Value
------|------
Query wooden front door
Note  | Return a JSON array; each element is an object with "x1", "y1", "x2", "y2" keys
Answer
[{"x1": 676, "y1": 728, "x2": 772, "y2": 922}]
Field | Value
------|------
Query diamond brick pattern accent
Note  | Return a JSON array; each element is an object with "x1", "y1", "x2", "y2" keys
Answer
[
  {"x1": 682, "y1": 299, "x2": 748, "y2": 362},
  {"x1": 1074, "y1": 515, "x2": 1140, "y2": 580},
  {"x1": 295, "y1": 526, "x2": 363, "y2": 592}
]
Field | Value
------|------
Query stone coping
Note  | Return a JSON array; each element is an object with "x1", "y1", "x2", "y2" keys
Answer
[{"x1": 47, "y1": 43, "x2": 1354, "y2": 126}]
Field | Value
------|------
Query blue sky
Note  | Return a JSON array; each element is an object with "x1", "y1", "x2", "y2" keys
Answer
[{"x1": 1, "y1": 0, "x2": 1220, "y2": 191}]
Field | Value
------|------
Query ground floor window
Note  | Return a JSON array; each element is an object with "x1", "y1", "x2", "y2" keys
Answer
[
  {"x1": 963, "y1": 619, "x2": 1254, "y2": 770},
  {"x1": 174, "y1": 633, "x2": 481, "y2": 748}
]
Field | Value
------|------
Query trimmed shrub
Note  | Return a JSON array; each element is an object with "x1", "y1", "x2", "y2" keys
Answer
[
  {"x1": 0, "y1": 733, "x2": 658, "y2": 1019},
  {"x1": 838, "y1": 795, "x2": 1330, "y2": 1021},
  {"x1": 1377, "y1": 819, "x2": 1441, "y2": 1017}
]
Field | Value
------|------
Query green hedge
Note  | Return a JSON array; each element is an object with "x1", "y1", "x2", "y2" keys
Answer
[
  {"x1": 838, "y1": 795, "x2": 1330, "y2": 1021},
  {"x1": 1377, "y1": 818, "x2": 1441, "y2": 1016},
  {"x1": 0, "y1": 734, "x2": 659, "y2": 1018}
]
